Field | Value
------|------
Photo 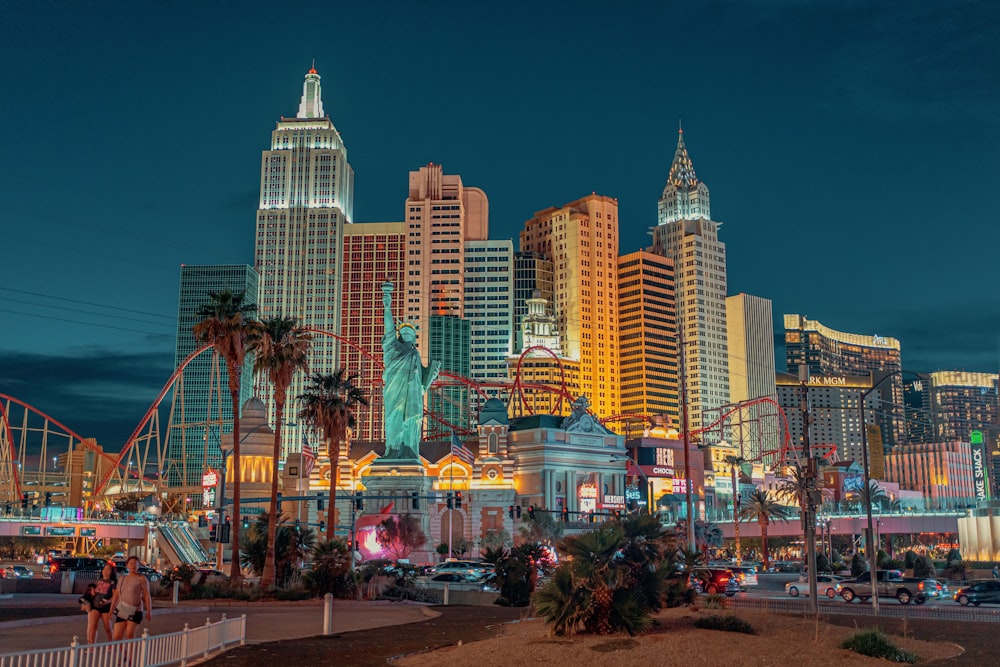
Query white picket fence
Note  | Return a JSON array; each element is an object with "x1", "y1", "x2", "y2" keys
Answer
[{"x1": 0, "y1": 614, "x2": 246, "y2": 667}]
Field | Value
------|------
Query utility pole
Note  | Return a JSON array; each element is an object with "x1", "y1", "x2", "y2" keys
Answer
[
  {"x1": 799, "y1": 367, "x2": 819, "y2": 612},
  {"x1": 679, "y1": 325, "x2": 696, "y2": 551}
]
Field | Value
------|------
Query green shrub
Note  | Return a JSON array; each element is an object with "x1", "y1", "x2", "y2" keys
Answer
[
  {"x1": 694, "y1": 615, "x2": 754, "y2": 635},
  {"x1": 945, "y1": 548, "x2": 962, "y2": 565},
  {"x1": 885, "y1": 558, "x2": 904, "y2": 571},
  {"x1": 274, "y1": 585, "x2": 311, "y2": 601},
  {"x1": 902, "y1": 550, "x2": 917, "y2": 569},
  {"x1": 815, "y1": 553, "x2": 831, "y2": 573},
  {"x1": 913, "y1": 555, "x2": 935, "y2": 578},
  {"x1": 701, "y1": 593, "x2": 727, "y2": 609},
  {"x1": 876, "y1": 550, "x2": 890, "y2": 568},
  {"x1": 841, "y1": 629, "x2": 917, "y2": 663},
  {"x1": 851, "y1": 553, "x2": 867, "y2": 578}
]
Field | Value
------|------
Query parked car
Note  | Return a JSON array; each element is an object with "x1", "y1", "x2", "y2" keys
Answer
[
  {"x1": 427, "y1": 560, "x2": 493, "y2": 579},
  {"x1": 3, "y1": 565, "x2": 34, "y2": 579},
  {"x1": 768, "y1": 561, "x2": 804, "y2": 573},
  {"x1": 954, "y1": 580, "x2": 1000, "y2": 606},
  {"x1": 693, "y1": 568, "x2": 740, "y2": 596},
  {"x1": 428, "y1": 572, "x2": 480, "y2": 583},
  {"x1": 785, "y1": 574, "x2": 842, "y2": 598}
]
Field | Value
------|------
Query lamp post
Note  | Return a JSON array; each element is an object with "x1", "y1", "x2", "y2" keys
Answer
[
  {"x1": 859, "y1": 369, "x2": 907, "y2": 616},
  {"x1": 678, "y1": 326, "x2": 696, "y2": 549},
  {"x1": 723, "y1": 451, "x2": 745, "y2": 564}
]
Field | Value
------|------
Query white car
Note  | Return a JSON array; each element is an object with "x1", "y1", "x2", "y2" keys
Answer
[{"x1": 785, "y1": 575, "x2": 842, "y2": 599}]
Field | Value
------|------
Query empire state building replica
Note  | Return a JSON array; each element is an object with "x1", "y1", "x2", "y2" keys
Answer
[{"x1": 254, "y1": 66, "x2": 355, "y2": 457}]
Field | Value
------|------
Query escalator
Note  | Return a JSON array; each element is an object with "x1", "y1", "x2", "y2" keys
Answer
[{"x1": 156, "y1": 522, "x2": 211, "y2": 566}]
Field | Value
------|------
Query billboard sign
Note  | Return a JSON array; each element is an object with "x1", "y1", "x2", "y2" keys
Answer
[
  {"x1": 866, "y1": 424, "x2": 885, "y2": 480},
  {"x1": 970, "y1": 430, "x2": 990, "y2": 502}
]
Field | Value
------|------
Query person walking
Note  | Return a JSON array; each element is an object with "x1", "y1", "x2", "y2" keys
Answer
[
  {"x1": 992, "y1": 564, "x2": 998, "y2": 580},
  {"x1": 110, "y1": 556, "x2": 152, "y2": 640},
  {"x1": 87, "y1": 561, "x2": 117, "y2": 643}
]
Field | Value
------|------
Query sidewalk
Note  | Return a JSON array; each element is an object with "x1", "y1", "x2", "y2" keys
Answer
[{"x1": 0, "y1": 596, "x2": 437, "y2": 654}]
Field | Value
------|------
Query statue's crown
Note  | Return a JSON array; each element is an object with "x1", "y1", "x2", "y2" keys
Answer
[{"x1": 397, "y1": 322, "x2": 417, "y2": 333}]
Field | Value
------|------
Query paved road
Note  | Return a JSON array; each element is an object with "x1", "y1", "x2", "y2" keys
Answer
[{"x1": 0, "y1": 595, "x2": 435, "y2": 654}]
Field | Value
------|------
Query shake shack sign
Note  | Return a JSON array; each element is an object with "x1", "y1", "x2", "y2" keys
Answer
[{"x1": 970, "y1": 431, "x2": 990, "y2": 502}]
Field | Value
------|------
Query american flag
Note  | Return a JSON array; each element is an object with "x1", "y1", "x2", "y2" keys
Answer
[
  {"x1": 451, "y1": 431, "x2": 475, "y2": 465},
  {"x1": 301, "y1": 435, "x2": 317, "y2": 478}
]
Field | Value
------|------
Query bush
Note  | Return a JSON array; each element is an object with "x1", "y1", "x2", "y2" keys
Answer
[
  {"x1": 841, "y1": 629, "x2": 917, "y2": 663},
  {"x1": 815, "y1": 553, "x2": 831, "y2": 573},
  {"x1": 701, "y1": 593, "x2": 727, "y2": 609},
  {"x1": 851, "y1": 553, "x2": 867, "y2": 578},
  {"x1": 945, "y1": 548, "x2": 962, "y2": 565},
  {"x1": 884, "y1": 558, "x2": 904, "y2": 571},
  {"x1": 913, "y1": 555, "x2": 935, "y2": 578},
  {"x1": 903, "y1": 550, "x2": 918, "y2": 569},
  {"x1": 694, "y1": 615, "x2": 754, "y2": 635},
  {"x1": 876, "y1": 550, "x2": 890, "y2": 568}
]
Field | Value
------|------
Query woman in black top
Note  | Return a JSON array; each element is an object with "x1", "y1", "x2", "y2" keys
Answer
[{"x1": 87, "y1": 561, "x2": 117, "y2": 643}]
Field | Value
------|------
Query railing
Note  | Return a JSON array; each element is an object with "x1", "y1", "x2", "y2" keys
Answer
[
  {"x1": 730, "y1": 596, "x2": 1000, "y2": 623},
  {"x1": 0, "y1": 614, "x2": 245, "y2": 667}
]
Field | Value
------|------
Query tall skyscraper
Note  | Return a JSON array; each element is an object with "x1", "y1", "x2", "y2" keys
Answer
[
  {"x1": 617, "y1": 250, "x2": 677, "y2": 432},
  {"x1": 167, "y1": 264, "x2": 259, "y2": 491},
  {"x1": 465, "y1": 240, "x2": 514, "y2": 384},
  {"x1": 784, "y1": 314, "x2": 903, "y2": 450},
  {"x1": 926, "y1": 371, "x2": 999, "y2": 443},
  {"x1": 339, "y1": 222, "x2": 406, "y2": 442},
  {"x1": 254, "y1": 66, "x2": 354, "y2": 456},
  {"x1": 725, "y1": 294, "x2": 778, "y2": 461},
  {"x1": 650, "y1": 129, "x2": 730, "y2": 433},
  {"x1": 520, "y1": 194, "x2": 620, "y2": 420},
  {"x1": 403, "y1": 163, "x2": 488, "y2": 365},
  {"x1": 513, "y1": 251, "x2": 553, "y2": 352}
]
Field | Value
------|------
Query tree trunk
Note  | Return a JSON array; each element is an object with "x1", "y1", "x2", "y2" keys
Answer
[
  {"x1": 326, "y1": 436, "x2": 338, "y2": 543},
  {"x1": 760, "y1": 517, "x2": 770, "y2": 570},
  {"x1": 229, "y1": 384, "x2": 243, "y2": 586},
  {"x1": 261, "y1": 401, "x2": 284, "y2": 591}
]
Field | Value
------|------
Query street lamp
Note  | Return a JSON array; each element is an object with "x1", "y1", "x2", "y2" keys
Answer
[{"x1": 859, "y1": 369, "x2": 908, "y2": 616}]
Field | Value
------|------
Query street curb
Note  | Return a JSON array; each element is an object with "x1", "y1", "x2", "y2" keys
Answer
[{"x1": 0, "y1": 606, "x2": 210, "y2": 630}]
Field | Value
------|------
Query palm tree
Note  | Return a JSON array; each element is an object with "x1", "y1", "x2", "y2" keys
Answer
[
  {"x1": 864, "y1": 480, "x2": 889, "y2": 512},
  {"x1": 249, "y1": 316, "x2": 312, "y2": 590},
  {"x1": 298, "y1": 369, "x2": 368, "y2": 542},
  {"x1": 738, "y1": 489, "x2": 793, "y2": 570},
  {"x1": 723, "y1": 454, "x2": 746, "y2": 561},
  {"x1": 193, "y1": 290, "x2": 258, "y2": 585}
]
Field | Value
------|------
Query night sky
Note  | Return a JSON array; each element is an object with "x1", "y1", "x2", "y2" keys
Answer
[{"x1": 2, "y1": 1, "x2": 998, "y2": 450}]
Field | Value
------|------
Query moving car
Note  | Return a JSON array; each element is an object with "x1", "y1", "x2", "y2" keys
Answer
[
  {"x1": 785, "y1": 574, "x2": 841, "y2": 598},
  {"x1": 427, "y1": 560, "x2": 493, "y2": 579},
  {"x1": 692, "y1": 568, "x2": 740, "y2": 596},
  {"x1": 48, "y1": 557, "x2": 105, "y2": 575},
  {"x1": 730, "y1": 566, "x2": 758, "y2": 591},
  {"x1": 3, "y1": 565, "x2": 34, "y2": 579},
  {"x1": 954, "y1": 580, "x2": 1000, "y2": 606},
  {"x1": 838, "y1": 570, "x2": 929, "y2": 605}
]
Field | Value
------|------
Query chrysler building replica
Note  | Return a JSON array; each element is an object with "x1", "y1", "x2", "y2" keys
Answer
[
  {"x1": 254, "y1": 66, "x2": 354, "y2": 455},
  {"x1": 650, "y1": 127, "x2": 730, "y2": 432}
]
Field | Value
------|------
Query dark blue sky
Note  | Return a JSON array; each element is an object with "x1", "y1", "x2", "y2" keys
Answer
[{"x1": 2, "y1": 0, "x2": 998, "y2": 448}]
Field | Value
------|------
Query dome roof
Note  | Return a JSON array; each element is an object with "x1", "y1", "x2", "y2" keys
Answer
[{"x1": 478, "y1": 398, "x2": 508, "y2": 426}]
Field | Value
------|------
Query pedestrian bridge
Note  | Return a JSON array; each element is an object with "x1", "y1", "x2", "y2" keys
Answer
[{"x1": 716, "y1": 511, "x2": 962, "y2": 539}]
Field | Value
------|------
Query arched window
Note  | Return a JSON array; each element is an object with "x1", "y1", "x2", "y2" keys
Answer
[{"x1": 488, "y1": 433, "x2": 499, "y2": 455}]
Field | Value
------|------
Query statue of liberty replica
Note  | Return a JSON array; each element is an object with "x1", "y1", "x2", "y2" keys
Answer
[{"x1": 378, "y1": 281, "x2": 441, "y2": 464}]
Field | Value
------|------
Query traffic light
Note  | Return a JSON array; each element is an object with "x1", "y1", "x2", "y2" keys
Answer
[
  {"x1": 447, "y1": 493, "x2": 454, "y2": 510},
  {"x1": 318, "y1": 520, "x2": 326, "y2": 533},
  {"x1": 528, "y1": 505, "x2": 536, "y2": 520},
  {"x1": 294, "y1": 519, "x2": 301, "y2": 532},
  {"x1": 411, "y1": 492, "x2": 419, "y2": 510},
  {"x1": 198, "y1": 515, "x2": 208, "y2": 528},
  {"x1": 455, "y1": 492, "x2": 462, "y2": 509},
  {"x1": 317, "y1": 494, "x2": 325, "y2": 511},
  {"x1": 508, "y1": 505, "x2": 514, "y2": 518},
  {"x1": 516, "y1": 505, "x2": 522, "y2": 519},
  {"x1": 354, "y1": 491, "x2": 364, "y2": 510},
  {"x1": 219, "y1": 522, "x2": 231, "y2": 544},
  {"x1": 276, "y1": 493, "x2": 282, "y2": 513},
  {"x1": 44, "y1": 492, "x2": 52, "y2": 508},
  {"x1": 209, "y1": 525, "x2": 218, "y2": 542},
  {"x1": 242, "y1": 518, "x2": 250, "y2": 530}
]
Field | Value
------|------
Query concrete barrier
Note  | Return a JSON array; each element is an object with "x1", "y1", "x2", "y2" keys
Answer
[{"x1": 59, "y1": 571, "x2": 75, "y2": 594}]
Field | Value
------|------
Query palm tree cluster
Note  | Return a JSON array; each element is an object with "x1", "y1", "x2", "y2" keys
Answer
[
  {"x1": 193, "y1": 291, "x2": 368, "y2": 591},
  {"x1": 534, "y1": 514, "x2": 680, "y2": 636},
  {"x1": 240, "y1": 513, "x2": 315, "y2": 588}
]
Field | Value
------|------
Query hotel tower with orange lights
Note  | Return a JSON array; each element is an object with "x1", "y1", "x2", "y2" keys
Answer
[{"x1": 520, "y1": 194, "x2": 620, "y2": 420}]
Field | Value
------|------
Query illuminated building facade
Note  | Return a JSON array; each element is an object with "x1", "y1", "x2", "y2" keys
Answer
[
  {"x1": 884, "y1": 440, "x2": 975, "y2": 509},
  {"x1": 617, "y1": 250, "x2": 677, "y2": 432},
  {"x1": 724, "y1": 293, "x2": 778, "y2": 463},
  {"x1": 339, "y1": 222, "x2": 406, "y2": 442},
  {"x1": 168, "y1": 264, "x2": 258, "y2": 491},
  {"x1": 254, "y1": 67, "x2": 353, "y2": 456},
  {"x1": 520, "y1": 194, "x2": 620, "y2": 419},
  {"x1": 403, "y1": 163, "x2": 488, "y2": 365},
  {"x1": 927, "y1": 371, "x2": 999, "y2": 443},
  {"x1": 776, "y1": 372, "x2": 879, "y2": 465},
  {"x1": 427, "y1": 315, "x2": 471, "y2": 432},
  {"x1": 784, "y1": 314, "x2": 904, "y2": 451},
  {"x1": 650, "y1": 129, "x2": 730, "y2": 432},
  {"x1": 508, "y1": 292, "x2": 581, "y2": 416}
]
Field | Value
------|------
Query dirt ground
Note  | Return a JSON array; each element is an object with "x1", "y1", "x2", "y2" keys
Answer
[{"x1": 203, "y1": 603, "x2": 998, "y2": 666}]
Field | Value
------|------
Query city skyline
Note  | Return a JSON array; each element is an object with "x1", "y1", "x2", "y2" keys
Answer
[{"x1": 2, "y1": 1, "x2": 999, "y2": 448}]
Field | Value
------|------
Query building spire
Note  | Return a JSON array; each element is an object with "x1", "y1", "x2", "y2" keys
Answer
[
  {"x1": 667, "y1": 126, "x2": 699, "y2": 189},
  {"x1": 297, "y1": 64, "x2": 325, "y2": 119}
]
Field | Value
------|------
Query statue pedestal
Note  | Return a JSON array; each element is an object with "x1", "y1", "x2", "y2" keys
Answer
[{"x1": 362, "y1": 466, "x2": 434, "y2": 564}]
